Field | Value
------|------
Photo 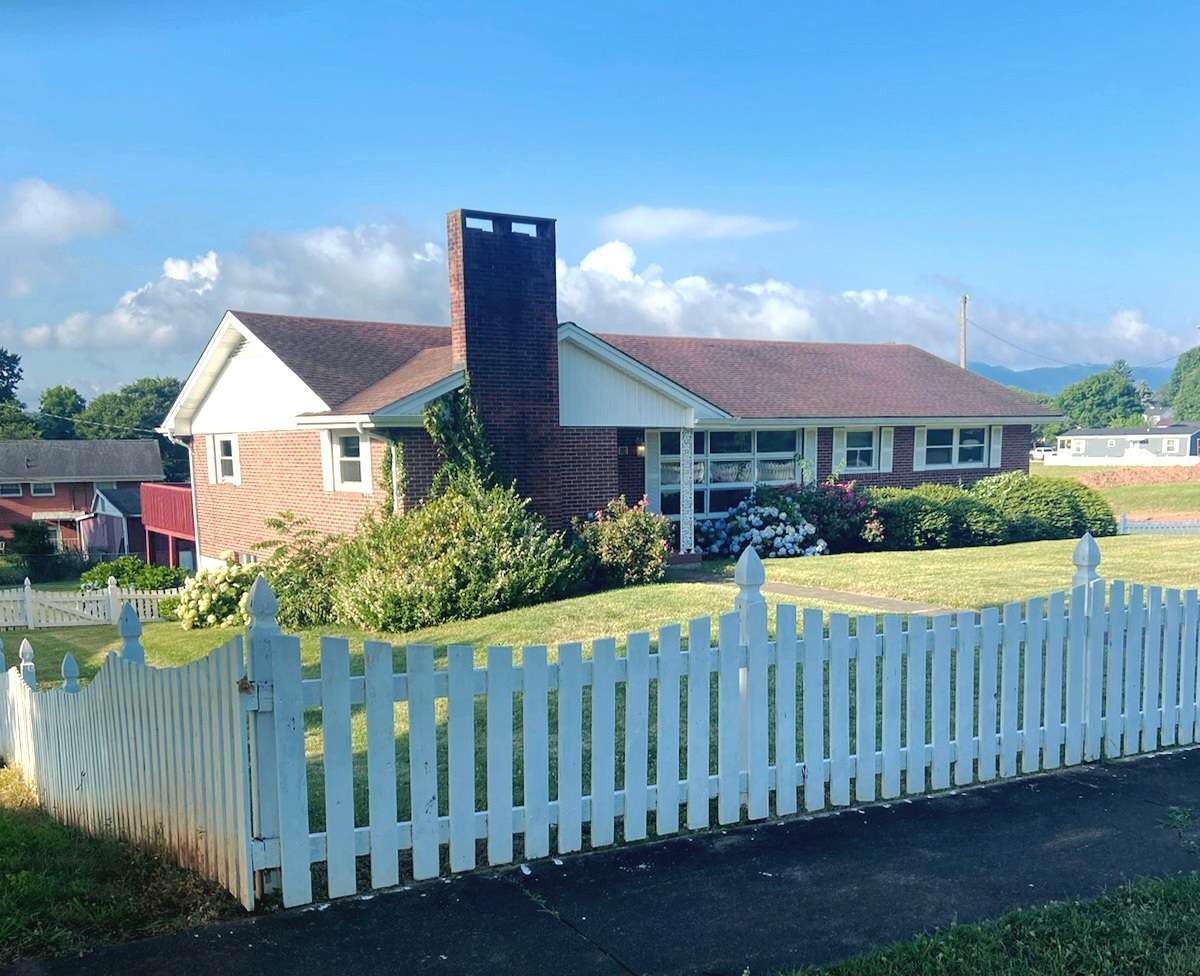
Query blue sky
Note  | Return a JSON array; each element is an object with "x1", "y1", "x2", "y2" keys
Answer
[{"x1": 2, "y1": 1, "x2": 1198, "y2": 397}]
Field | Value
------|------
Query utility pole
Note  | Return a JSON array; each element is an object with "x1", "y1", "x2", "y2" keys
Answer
[{"x1": 959, "y1": 294, "x2": 969, "y2": 368}]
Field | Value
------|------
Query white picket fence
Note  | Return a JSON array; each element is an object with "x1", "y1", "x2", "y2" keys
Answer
[
  {"x1": 0, "y1": 577, "x2": 181, "y2": 629},
  {"x1": 1120, "y1": 514, "x2": 1200, "y2": 536},
  {"x1": 1, "y1": 534, "x2": 1199, "y2": 912}
]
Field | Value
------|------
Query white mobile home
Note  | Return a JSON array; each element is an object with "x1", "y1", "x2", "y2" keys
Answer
[{"x1": 1051, "y1": 424, "x2": 1200, "y2": 466}]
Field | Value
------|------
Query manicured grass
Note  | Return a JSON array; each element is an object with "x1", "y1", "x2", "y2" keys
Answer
[
  {"x1": 0, "y1": 765, "x2": 237, "y2": 965},
  {"x1": 785, "y1": 873, "x2": 1200, "y2": 975},
  {"x1": 1031, "y1": 460, "x2": 1200, "y2": 516},
  {"x1": 729, "y1": 536, "x2": 1200, "y2": 610}
]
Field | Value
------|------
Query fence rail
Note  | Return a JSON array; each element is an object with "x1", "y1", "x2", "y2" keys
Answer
[
  {"x1": 1119, "y1": 514, "x2": 1200, "y2": 536},
  {"x1": 1, "y1": 535, "x2": 1198, "y2": 911},
  {"x1": 0, "y1": 577, "x2": 181, "y2": 630}
]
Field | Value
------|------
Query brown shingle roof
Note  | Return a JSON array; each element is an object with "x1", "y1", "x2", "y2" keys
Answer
[
  {"x1": 233, "y1": 311, "x2": 452, "y2": 411},
  {"x1": 595, "y1": 333, "x2": 1059, "y2": 420},
  {"x1": 330, "y1": 346, "x2": 459, "y2": 415}
]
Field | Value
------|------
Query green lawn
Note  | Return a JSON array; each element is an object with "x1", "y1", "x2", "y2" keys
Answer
[
  {"x1": 0, "y1": 766, "x2": 237, "y2": 965},
  {"x1": 730, "y1": 536, "x2": 1200, "y2": 610},
  {"x1": 786, "y1": 872, "x2": 1200, "y2": 976},
  {"x1": 1031, "y1": 460, "x2": 1200, "y2": 516}
]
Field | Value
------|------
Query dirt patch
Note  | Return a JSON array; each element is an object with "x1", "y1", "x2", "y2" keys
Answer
[
  {"x1": 1123, "y1": 510, "x2": 1200, "y2": 523},
  {"x1": 1077, "y1": 467, "x2": 1200, "y2": 489}
]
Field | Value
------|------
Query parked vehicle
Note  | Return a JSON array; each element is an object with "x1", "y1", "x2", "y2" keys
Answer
[{"x1": 1030, "y1": 445, "x2": 1057, "y2": 460}]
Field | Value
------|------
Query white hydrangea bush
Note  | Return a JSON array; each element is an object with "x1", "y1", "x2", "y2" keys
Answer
[
  {"x1": 173, "y1": 551, "x2": 257, "y2": 630},
  {"x1": 696, "y1": 490, "x2": 827, "y2": 559}
]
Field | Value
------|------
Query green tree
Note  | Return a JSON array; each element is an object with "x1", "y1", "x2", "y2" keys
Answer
[
  {"x1": 0, "y1": 348, "x2": 21, "y2": 403},
  {"x1": 0, "y1": 401, "x2": 40, "y2": 439},
  {"x1": 1163, "y1": 347, "x2": 1200, "y2": 404},
  {"x1": 1173, "y1": 371, "x2": 1200, "y2": 422},
  {"x1": 76, "y1": 376, "x2": 187, "y2": 479},
  {"x1": 1054, "y1": 366, "x2": 1143, "y2": 430},
  {"x1": 36, "y1": 385, "x2": 86, "y2": 439}
]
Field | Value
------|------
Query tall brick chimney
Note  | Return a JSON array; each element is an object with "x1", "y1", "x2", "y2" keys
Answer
[{"x1": 446, "y1": 209, "x2": 563, "y2": 517}]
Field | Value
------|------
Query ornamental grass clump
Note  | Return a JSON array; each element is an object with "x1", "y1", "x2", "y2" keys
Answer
[
  {"x1": 172, "y1": 553, "x2": 257, "y2": 630},
  {"x1": 696, "y1": 487, "x2": 827, "y2": 559}
]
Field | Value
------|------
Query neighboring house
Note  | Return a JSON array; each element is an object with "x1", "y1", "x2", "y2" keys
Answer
[
  {"x1": 1050, "y1": 425, "x2": 1200, "y2": 466},
  {"x1": 140, "y1": 482, "x2": 197, "y2": 569},
  {"x1": 0, "y1": 440, "x2": 165, "y2": 555},
  {"x1": 162, "y1": 209, "x2": 1059, "y2": 569}
]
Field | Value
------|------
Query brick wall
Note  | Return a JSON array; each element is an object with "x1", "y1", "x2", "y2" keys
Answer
[
  {"x1": 392, "y1": 428, "x2": 440, "y2": 513},
  {"x1": 192, "y1": 431, "x2": 388, "y2": 560},
  {"x1": 616, "y1": 428, "x2": 647, "y2": 503},
  {"x1": 815, "y1": 424, "x2": 1032, "y2": 487}
]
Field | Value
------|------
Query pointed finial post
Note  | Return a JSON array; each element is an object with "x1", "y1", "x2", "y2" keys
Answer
[
  {"x1": 107, "y1": 575, "x2": 121, "y2": 622},
  {"x1": 1072, "y1": 533, "x2": 1101, "y2": 589},
  {"x1": 734, "y1": 546, "x2": 766, "y2": 635},
  {"x1": 61, "y1": 653, "x2": 80, "y2": 693},
  {"x1": 248, "y1": 575, "x2": 279, "y2": 637},
  {"x1": 19, "y1": 638, "x2": 36, "y2": 690},
  {"x1": 118, "y1": 603, "x2": 144, "y2": 664},
  {"x1": 23, "y1": 577, "x2": 34, "y2": 630}
]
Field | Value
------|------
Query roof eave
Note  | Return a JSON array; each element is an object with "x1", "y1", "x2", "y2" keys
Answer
[{"x1": 295, "y1": 367, "x2": 466, "y2": 430}]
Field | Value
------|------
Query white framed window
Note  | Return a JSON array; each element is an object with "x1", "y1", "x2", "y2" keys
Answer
[
  {"x1": 217, "y1": 437, "x2": 238, "y2": 482},
  {"x1": 844, "y1": 429, "x2": 876, "y2": 470},
  {"x1": 658, "y1": 428, "x2": 805, "y2": 519},
  {"x1": 239, "y1": 552, "x2": 258, "y2": 566},
  {"x1": 336, "y1": 434, "x2": 364, "y2": 486},
  {"x1": 94, "y1": 481, "x2": 117, "y2": 490},
  {"x1": 322, "y1": 430, "x2": 373, "y2": 494},
  {"x1": 0, "y1": 483, "x2": 21, "y2": 498},
  {"x1": 923, "y1": 426, "x2": 989, "y2": 469},
  {"x1": 1164, "y1": 438, "x2": 1181, "y2": 455},
  {"x1": 29, "y1": 482, "x2": 55, "y2": 497}
]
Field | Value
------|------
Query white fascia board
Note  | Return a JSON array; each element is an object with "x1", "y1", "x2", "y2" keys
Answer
[
  {"x1": 293, "y1": 368, "x2": 466, "y2": 429},
  {"x1": 686, "y1": 414, "x2": 1062, "y2": 429},
  {"x1": 557, "y1": 323, "x2": 730, "y2": 422},
  {"x1": 162, "y1": 311, "x2": 331, "y2": 437}
]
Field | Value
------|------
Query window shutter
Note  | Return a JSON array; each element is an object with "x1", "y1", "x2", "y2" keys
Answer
[
  {"x1": 880, "y1": 427, "x2": 894, "y2": 473},
  {"x1": 227, "y1": 434, "x2": 242, "y2": 486},
  {"x1": 205, "y1": 435, "x2": 217, "y2": 484},
  {"x1": 913, "y1": 427, "x2": 927, "y2": 472},
  {"x1": 990, "y1": 425, "x2": 1004, "y2": 468},
  {"x1": 832, "y1": 428, "x2": 847, "y2": 474},
  {"x1": 803, "y1": 427, "x2": 818, "y2": 482},
  {"x1": 645, "y1": 431, "x2": 662, "y2": 511},
  {"x1": 319, "y1": 431, "x2": 334, "y2": 491},
  {"x1": 359, "y1": 435, "x2": 374, "y2": 495}
]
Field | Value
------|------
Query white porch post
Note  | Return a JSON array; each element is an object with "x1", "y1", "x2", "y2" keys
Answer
[{"x1": 679, "y1": 428, "x2": 695, "y2": 553}]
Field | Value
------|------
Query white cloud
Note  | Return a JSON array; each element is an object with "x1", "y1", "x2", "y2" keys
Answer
[
  {"x1": 600, "y1": 205, "x2": 798, "y2": 241},
  {"x1": 0, "y1": 178, "x2": 119, "y2": 298}
]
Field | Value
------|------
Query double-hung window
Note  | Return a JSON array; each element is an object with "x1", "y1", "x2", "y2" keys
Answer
[
  {"x1": 326, "y1": 431, "x2": 371, "y2": 493},
  {"x1": 336, "y1": 435, "x2": 363, "y2": 487},
  {"x1": 844, "y1": 429, "x2": 876, "y2": 470},
  {"x1": 29, "y1": 482, "x2": 54, "y2": 497},
  {"x1": 217, "y1": 437, "x2": 238, "y2": 482},
  {"x1": 923, "y1": 426, "x2": 988, "y2": 468}
]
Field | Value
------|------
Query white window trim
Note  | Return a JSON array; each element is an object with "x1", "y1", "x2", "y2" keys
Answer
[
  {"x1": 656, "y1": 427, "x2": 807, "y2": 521},
  {"x1": 0, "y1": 483, "x2": 22, "y2": 498},
  {"x1": 212, "y1": 433, "x2": 241, "y2": 485},
  {"x1": 324, "y1": 430, "x2": 373, "y2": 495},
  {"x1": 921, "y1": 425, "x2": 991, "y2": 471},
  {"x1": 29, "y1": 482, "x2": 55, "y2": 497},
  {"x1": 835, "y1": 426, "x2": 881, "y2": 474}
]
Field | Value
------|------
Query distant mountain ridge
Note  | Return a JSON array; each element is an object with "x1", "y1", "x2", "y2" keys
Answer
[{"x1": 970, "y1": 361, "x2": 1173, "y2": 396}]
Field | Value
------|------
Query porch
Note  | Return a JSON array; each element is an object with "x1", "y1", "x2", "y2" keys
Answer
[{"x1": 140, "y1": 483, "x2": 196, "y2": 569}]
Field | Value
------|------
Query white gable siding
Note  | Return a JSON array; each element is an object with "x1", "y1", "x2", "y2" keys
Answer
[
  {"x1": 558, "y1": 342, "x2": 693, "y2": 428},
  {"x1": 191, "y1": 338, "x2": 327, "y2": 434}
]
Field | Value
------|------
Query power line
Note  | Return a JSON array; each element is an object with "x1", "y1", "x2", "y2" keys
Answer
[
  {"x1": 966, "y1": 317, "x2": 1186, "y2": 372},
  {"x1": 25, "y1": 409, "x2": 162, "y2": 437}
]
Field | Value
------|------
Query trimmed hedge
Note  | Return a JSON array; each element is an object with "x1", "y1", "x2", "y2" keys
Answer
[{"x1": 864, "y1": 474, "x2": 1115, "y2": 551}]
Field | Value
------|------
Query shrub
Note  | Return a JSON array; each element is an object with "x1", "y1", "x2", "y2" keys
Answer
[
  {"x1": 782, "y1": 479, "x2": 884, "y2": 551},
  {"x1": 572, "y1": 496, "x2": 672, "y2": 588},
  {"x1": 80, "y1": 556, "x2": 187, "y2": 591},
  {"x1": 330, "y1": 473, "x2": 583, "y2": 632},
  {"x1": 868, "y1": 484, "x2": 1009, "y2": 550},
  {"x1": 254, "y1": 512, "x2": 339, "y2": 629},
  {"x1": 972, "y1": 472, "x2": 1116, "y2": 541},
  {"x1": 9, "y1": 523, "x2": 54, "y2": 555},
  {"x1": 696, "y1": 487, "x2": 827, "y2": 558},
  {"x1": 174, "y1": 554, "x2": 257, "y2": 630}
]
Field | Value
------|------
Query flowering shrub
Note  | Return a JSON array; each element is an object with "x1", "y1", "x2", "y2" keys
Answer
[
  {"x1": 572, "y1": 496, "x2": 672, "y2": 588},
  {"x1": 173, "y1": 552, "x2": 257, "y2": 630},
  {"x1": 696, "y1": 488, "x2": 827, "y2": 558},
  {"x1": 781, "y1": 480, "x2": 884, "y2": 551}
]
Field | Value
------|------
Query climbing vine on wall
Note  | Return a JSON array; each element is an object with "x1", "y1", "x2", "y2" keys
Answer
[
  {"x1": 379, "y1": 436, "x2": 407, "y2": 513},
  {"x1": 421, "y1": 372, "x2": 495, "y2": 486}
]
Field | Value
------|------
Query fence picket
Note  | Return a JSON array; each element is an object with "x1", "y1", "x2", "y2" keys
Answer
[
  {"x1": 828, "y1": 614, "x2": 851, "y2": 807},
  {"x1": 717, "y1": 612, "x2": 742, "y2": 823},
  {"x1": 1000, "y1": 602, "x2": 1021, "y2": 778},
  {"x1": 955, "y1": 611, "x2": 976, "y2": 785},
  {"x1": 409, "y1": 644, "x2": 440, "y2": 878},
  {"x1": 802, "y1": 608, "x2": 826, "y2": 811},
  {"x1": 1019, "y1": 599, "x2": 1043, "y2": 773},
  {"x1": 1124, "y1": 584, "x2": 1146, "y2": 755},
  {"x1": 485, "y1": 646, "x2": 514, "y2": 865},
  {"x1": 776, "y1": 606, "x2": 799, "y2": 814},
  {"x1": 1162, "y1": 590, "x2": 1182, "y2": 747},
  {"x1": 556, "y1": 643, "x2": 584, "y2": 853},
  {"x1": 447, "y1": 645, "x2": 477, "y2": 871},
  {"x1": 905, "y1": 616, "x2": 927, "y2": 795},
  {"x1": 655, "y1": 624, "x2": 683, "y2": 833},
  {"x1": 745, "y1": 604, "x2": 770, "y2": 819},
  {"x1": 881, "y1": 614, "x2": 903, "y2": 799},
  {"x1": 931, "y1": 615, "x2": 952, "y2": 790},
  {"x1": 1182, "y1": 591, "x2": 1199, "y2": 745},
  {"x1": 686, "y1": 617, "x2": 711, "y2": 830},
  {"x1": 1084, "y1": 579, "x2": 1107, "y2": 761},
  {"x1": 364, "y1": 639, "x2": 398, "y2": 889},
  {"x1": 320, "y1": 638, "x2": 355, "y2": 896},
  {"x1": 522, "y1": 645, "x2": 551, "y2": 858},
  {"x1": 1104, "y1": 583, "x2": 1127, "y2": 759},
  {"x1": 623, "y1": 633, "x2": 650, "y2": 841},
  {"x1": 271, "y1": 634, "x2": 310, "y2": 908},
  {"x1": 855, "y1": 614, "x2": 877, "y2": 803},
  {"x1": 590, "y1": 638, "x2": 617, "y2": 846},
  {"x1": 1065, "y1": 587, "x2": 1087, "y2": 765},
  {"x1": 977, "y1": 607, "x2": 1000, "y2": 780},
  {"x1": 1143, "y1": 587, "x2": 1164, "y2": 752}
]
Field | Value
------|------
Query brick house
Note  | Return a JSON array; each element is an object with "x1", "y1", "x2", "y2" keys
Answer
[
  {"x1": 0, "y1": 440, "x2": 164, "y2": 556},
  {"x1": 162, "y1": 209, "x2": 1059, "y2": 569}
]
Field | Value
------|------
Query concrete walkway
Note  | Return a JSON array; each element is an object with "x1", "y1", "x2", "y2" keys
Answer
[
  {"x1": 669, "y1": 564, "x2": 960, "y2": 614},
  {"x1": 17, "y1": 748, "x2": 1200, "y2": 976}
]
